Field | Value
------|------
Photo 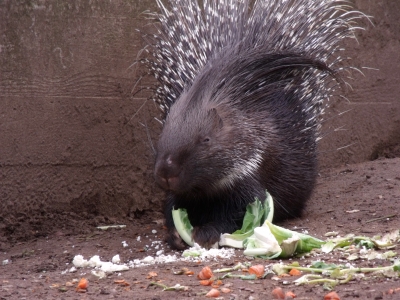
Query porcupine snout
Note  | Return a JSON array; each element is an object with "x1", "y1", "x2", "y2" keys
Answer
[{"x1": 154, "y1": 154, "x2": 182, "y2": 192}]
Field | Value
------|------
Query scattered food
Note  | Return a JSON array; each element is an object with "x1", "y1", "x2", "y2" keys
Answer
[
  {"x1": 289, "y1": 268, "x2": 301, "y2": 276},
  {"x1": 324, "y1": 291, "x2": 340, "y2": 300},
  {"x1": 286, "y1": 291, "x2": 296, "y2": 298},
  {"x1": 76, "y1": 278, "x2": 88, "y2": 291},
  {"x1": 271, "y1": 287, "x2": 285, "y2": 299},
  {"x1": 221, "y1": 287, "x2": 231, "y2": 293},
  {"x1": 198, "y1": 266, "x2": 213, "y2": 280},
  {"x1": 248, "y1": 264, "x2": 265, "y2": 278},
  {"x1": 114, "y1": 279, "x2": 130, "y2": 286},
  {"x1": 146, "y1": 271, "x2": 158, "y2": 279},
  {"x1": 96, "y1": 225, "x2": 126, "y2": 230},
  {"x1": 205, "y1": 288, "x2": 220, "y2": 298}
]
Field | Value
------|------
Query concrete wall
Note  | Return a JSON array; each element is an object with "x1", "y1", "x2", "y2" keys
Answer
[
  {"x1": 0, "y1": 0, "x2": 162, "y2": 228},
  {"x1": 0, "y1": 0, "x2": 399, "y2": 238}
]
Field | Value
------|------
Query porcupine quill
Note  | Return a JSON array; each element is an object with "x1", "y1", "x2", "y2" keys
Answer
[{"x1": 141, "y1": 0, "x2": 367, "y2": 249}]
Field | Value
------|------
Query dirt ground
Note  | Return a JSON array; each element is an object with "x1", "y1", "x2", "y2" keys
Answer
[
  {"x1": 1, "y1": 0, "x2": 400, "y2": 299},
  {"x1": 0, "y1": 158, "x2": 399, "y2": 299}
]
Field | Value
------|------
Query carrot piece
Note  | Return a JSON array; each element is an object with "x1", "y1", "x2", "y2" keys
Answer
[
  {"x1": 211, "y1": 279, "x2": 223, "y2": 288},
  {"x1": 289, "y1": 268, "x2": 301, "y2": 276},
  {"x1": 76, "y1": 278, "x2": 88, "y2": 290},
  {"x1": 185, "y1": 270, "x2": 194, "y2": 275},
  {"x1": 271, "y1": 287, "x2": 285, "y2": 299},
  {"x1": 205, "y1": 288, "x2": 220, "y2": 298},
  {"x1": 248, "y1": 264, "x2": 265, "y2": 278},
  {"x1": 324, "y1": 291, "x2": 340, "y2": 300},
  {"x1": 221, "y1": 287, "x2": 231, "y2": 293},
  {"x1": 200, "y1": 280, "x2": 213, "y2": 286},
  {"x1": 198, "y1": 266, "x2": 213, "y2": 280},
  {"x1": 286, "y1": 291, "x2": 297, "y2": 298}
]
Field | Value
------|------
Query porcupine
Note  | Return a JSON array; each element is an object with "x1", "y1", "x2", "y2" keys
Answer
[{"x1": 142, "y1": 0, "x2": 364, "y2": 249}]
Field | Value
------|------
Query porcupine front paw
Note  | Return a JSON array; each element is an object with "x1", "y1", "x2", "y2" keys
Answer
[
  {"x1": 192, "y1": 225, "x2": 222, "y2": 249},
  {"x1": 166, "y1": 227, "x2": 187, "y2": 250}
]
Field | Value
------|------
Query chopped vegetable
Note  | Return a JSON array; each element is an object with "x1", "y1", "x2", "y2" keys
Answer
[
  {"x1": 324, "y1": 291, "x2": 340, "y2": 300},
  {"x1": 243, "y1": 226, "x2": 282, "y2": 258},
  {"x1": 172, "y1": 208, "x2": 194, "y2": 246},
  {"x1": 271, "y1": 287, "x2": 285, "y2": 299},
  {"x1": 114, "y1": 279, "x2": 130, "y2": 286},
  {"x1": 219, "y1": 192, "x2": 273, "y2": 248},
  {"x1": 263, "y1": 220, "x2": 324, "y2": 254},
  {"x1": 286, "y1": 291, "x2": 297, "y2": 298},
  {"x1": 198, "y1": 266, "x2": 213, "y2": 280},
  {"x1": 205, "y1": 288, "x2": 220, "y2": 298},
  {"x1": 200, "y1": 279, "x2": 213, "y2": 286},
  {"x1": 211, "y1": 280, "x2": 223, "y2": 288},
  {"x1": 172, "y1": 191, "x2": 323, "y2": 258},
  {"x1": 221, "y1": 287, "x2": 231, "y2": 293},
  {"x1": 289, "y1": 268, "x2": 301, "y2": 276},
  {"x1": 214, "y1": 262, "x2": 249, "y2": 273},
  {"x1": 322, "y1": 230, "x2": 400, "y2": 254},
  {"x1": 96, "y1": 225, "x2": 126, "y2": 230},
  {"x1": 273, "y1": 260, "x2": 400, "y2": 288},
  {"x1": 220, "y1": 273, "x2": 257, "y2": 280},
  {"x1": 76, "y1": 278, "x2": 88, "y2": 290},
  {"x1": 248, "y1": 264, "x2": 265, "y2": 278},
  {"x1": 148, "y1": 282, "x2": 189, "y2": 291}
]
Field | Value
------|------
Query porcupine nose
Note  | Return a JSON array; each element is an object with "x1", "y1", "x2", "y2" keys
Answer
[{"x1": 154, "y1": 155, "x2": 181, "y2": 191}]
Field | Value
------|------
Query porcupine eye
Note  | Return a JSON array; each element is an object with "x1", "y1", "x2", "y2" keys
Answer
[{"x1": 203, "y1": 137, "x2": 210, "y2": 143}]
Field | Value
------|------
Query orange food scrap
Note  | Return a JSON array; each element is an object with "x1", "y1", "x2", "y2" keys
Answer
[
  {"x1": 286, "y1": 291, "x2": 297, "y2": 298},
  {"x1": 211, "y1": 279, "x2": 223, "y2": 288},
  {"x1": 114, "y1": 279, "x2": 130, "y2": 286},
  {"x1": 184, "y1": 270, "x2": 194, "y2": 276},
  {"x1": 386, "y1": 288, "x2": 400, "y2": 295},
  {"x1": 198, "y1": 266, "x2": 213, "y2": 280},
  {"x1": 76, "y1": 278, "x2": 88, "y2": 290},
  {"x1": 289, "y1": 268, "x2": 301, "y2": 276},
  {"x1": 146, "y1": 271, "x2": 158, "y2": 279},
  {"x1": 248, "y1": 264, "x2": 264, "y2": 278},
  {"x1": 200, "y1": 280, "x2": 213, "y2": 286},
  {"x1": 271, "y1": 287, "x2": 285, "y2": 299},
  {"x1": 221, "y1": 287, "x2": 231, "y2": 293},
  {"x1": 324, "y1": 291, "x2": 340, "y2": 300},
  {"x1": 205, "y1": 288, "x2": 220, "y2": 298}
]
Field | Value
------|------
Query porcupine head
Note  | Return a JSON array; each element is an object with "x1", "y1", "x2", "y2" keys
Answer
[{"x1": 148, "y1": 0, "x2": 366, "y2": 248}]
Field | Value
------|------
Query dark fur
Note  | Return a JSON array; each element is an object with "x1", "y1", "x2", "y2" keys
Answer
[
  {"x1": 154, "y1": 50, "x2": 332, "y2": 248},
  {"x1": 145, "y1": 0, "x2": 363, "y2": 249}
]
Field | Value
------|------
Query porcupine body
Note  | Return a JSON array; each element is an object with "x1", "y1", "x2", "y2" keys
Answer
[{"x1": 143, "y1": 0, "x2": 363, "y2": 249}]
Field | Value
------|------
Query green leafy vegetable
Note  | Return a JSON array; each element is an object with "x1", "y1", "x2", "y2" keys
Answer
[
  {"x1": 219, "y1": 191, "x2": 273, "y2": 248},
  {"x1": 263, "y1": 220, "x2": 324, "y2": 254},
  {"x1": 322, "y1": 230, "x2": 400, "y2": 254},
  {"x1": 243, "y1": 226, "x2": 282, "y2": 258},
  {"x1": 171, "y1": 208, "x2": 194, "y2": 246},
  {"x1": 172, "y1": 191, "x2": 323, "y2": 258},
  {"x1": 273, "y1": 260, "x2": 400, "y2": 287}
]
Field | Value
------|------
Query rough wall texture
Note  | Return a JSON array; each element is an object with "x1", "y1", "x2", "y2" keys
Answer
[
  {"x1": 0, "y1": 0, "x2": 163, "y2": 239},
  {"x1": 0, "y1": 0, "x2": 399, "y2": 240}
]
